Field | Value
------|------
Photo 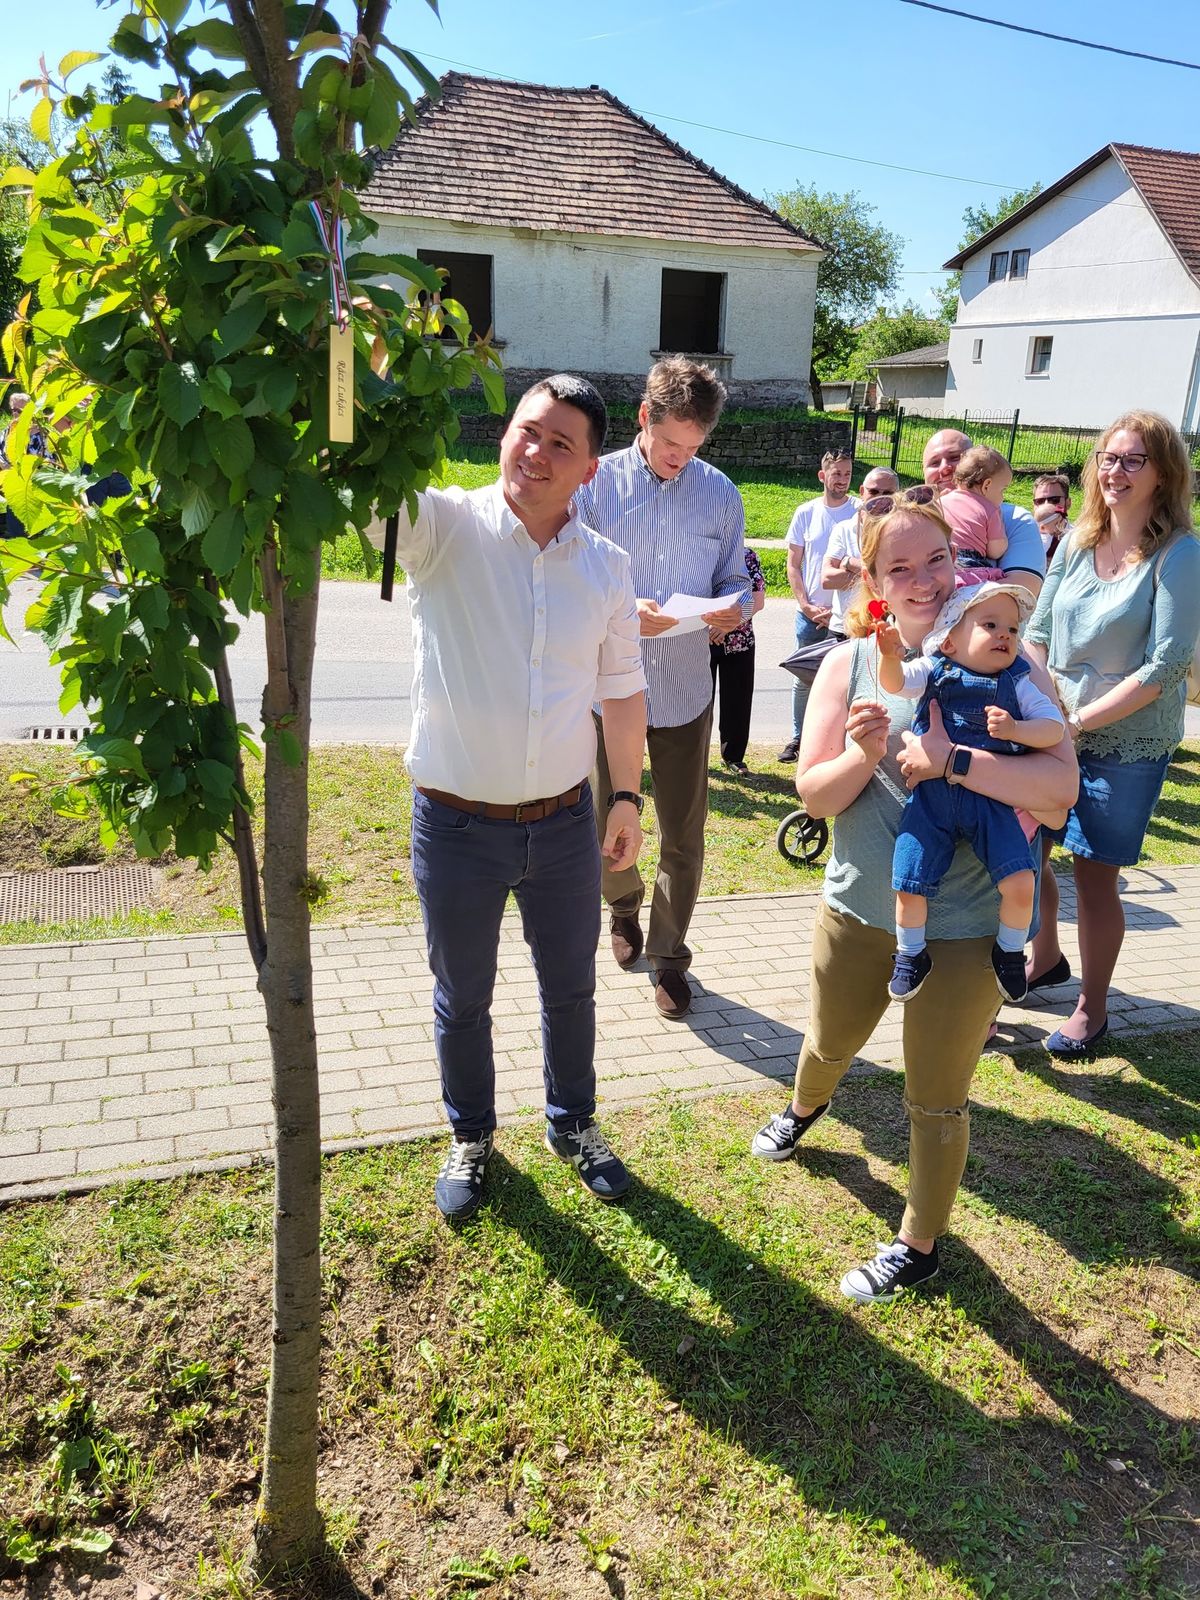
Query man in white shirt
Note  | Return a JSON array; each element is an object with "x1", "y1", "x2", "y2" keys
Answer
[
  {"x1": 778, "y1": 448, "x2": 858, "y2": 761},
  {"x1": 821, "y1": 466, "x2": 900, "y2": 636},
  {"x1": 386, "y1": 375, "x2": 648, "y2": 1221}
]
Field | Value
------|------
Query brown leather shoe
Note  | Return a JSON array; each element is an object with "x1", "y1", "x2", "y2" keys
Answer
[
  {"x1": 610, "y1": 914, "x2": 643, "y2": 970},
  {"x1": 653, "y1": 968, "x2": 692, "y2": 1019}
]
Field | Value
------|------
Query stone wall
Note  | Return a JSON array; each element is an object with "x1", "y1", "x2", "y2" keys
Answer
[{"x1": 455, "y1": 396, "x2": 852, "y2": 473}]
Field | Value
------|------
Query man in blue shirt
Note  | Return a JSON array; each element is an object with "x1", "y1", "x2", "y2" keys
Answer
[
  {"x1": 576, "y1": 359, "x2": 748, "y2": 1020},
  {"x1": 921, "y1": 428, "x2": 1046, "y2": 598}
]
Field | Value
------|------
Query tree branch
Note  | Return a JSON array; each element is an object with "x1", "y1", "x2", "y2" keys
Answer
[{"x1": 249, "y1": 0, "x2": 301, "y2": 163}]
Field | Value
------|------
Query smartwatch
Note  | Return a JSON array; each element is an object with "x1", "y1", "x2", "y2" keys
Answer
[
  {"x1": 607, "y1": 790, "x2": 645, "y2": 814},
  {"x1": 947, "y1": 747, "x2": 972, "y2": 786}
]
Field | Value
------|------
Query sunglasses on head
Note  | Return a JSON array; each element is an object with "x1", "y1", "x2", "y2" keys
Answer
[{"x1": 862, "y1": 484, "x2": 936, "y2": 517}]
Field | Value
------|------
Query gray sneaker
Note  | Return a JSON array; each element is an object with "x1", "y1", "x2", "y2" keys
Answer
[{"x1": 434, "y1": 1131, "x2": 494, "y2": 1221}]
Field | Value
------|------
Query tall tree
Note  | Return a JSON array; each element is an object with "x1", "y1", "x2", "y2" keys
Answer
[
  {"x1": 937, "y1": 183, "x2": 1043, "y2": 321},
  {"x1": 848, "y1": 301, "x2": 949, "y2": 381},
  {"x1": 1, "y1": 0, "x2": 499, "y2": 1576},
  {"x1": 769, "y1": 184, "x2": 902, "y2": 406}
]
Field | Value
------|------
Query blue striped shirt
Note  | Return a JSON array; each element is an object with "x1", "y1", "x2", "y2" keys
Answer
[{"x1": 575, "y1": 441, "x2": 748, "y2": 727}]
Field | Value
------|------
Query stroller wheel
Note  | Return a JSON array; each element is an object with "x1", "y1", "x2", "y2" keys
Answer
[{"x1": 776, "y1": 809, "x2": 829, "y2": 865}]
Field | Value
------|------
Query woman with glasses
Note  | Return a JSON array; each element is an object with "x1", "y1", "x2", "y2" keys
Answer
[
  {"x1": 751, "y1": 491, "x2": 1076, "y2": 1302},
  {"x1": 1023, "y1": 410, "x2": 1200, "y2": 1056}
]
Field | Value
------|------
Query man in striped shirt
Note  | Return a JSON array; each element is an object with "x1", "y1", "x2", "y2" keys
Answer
[{"x1": 576, "y1": 359, "x2": 749, "y2": 1020}]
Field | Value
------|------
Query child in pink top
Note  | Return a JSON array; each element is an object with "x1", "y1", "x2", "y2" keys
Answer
[{"x1": 938, "y1": 446, "x2": 1012, "y2": 587}]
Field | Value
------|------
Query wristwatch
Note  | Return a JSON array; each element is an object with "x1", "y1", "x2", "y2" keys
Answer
[
  {"x1": 946, "y1": 747, "x2": 973, "y2": 786},
  {"x1": 1068, "y1": 711, "x2": 1086, "y2": 741},
  {"x1": 607, "y1": 790, "x2": 645, "y2": 814}
]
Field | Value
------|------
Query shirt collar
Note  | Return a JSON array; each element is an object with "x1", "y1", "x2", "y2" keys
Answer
[
  {"x1": 631, "y1": 435, "x2": 692, "y2": 487},
  {"x1": 491, "y1": 479, "x2": 580, "y2": 549}
]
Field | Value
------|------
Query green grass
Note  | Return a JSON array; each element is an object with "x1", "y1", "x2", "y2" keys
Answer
[
  {"x1": 1, "y1": 1030, "x2": 1197, "y2": 1594},
  {"x1": 2, "y1": 741, "x2": 1197, "y2": 944}
]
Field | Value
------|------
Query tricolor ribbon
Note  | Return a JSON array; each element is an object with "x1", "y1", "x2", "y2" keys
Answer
[{"x1": 309, "y1": 200, "x2": 351, "y2": 331}]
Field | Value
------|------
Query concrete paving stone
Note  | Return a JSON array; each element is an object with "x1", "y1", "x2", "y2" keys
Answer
[
  {"x1": 122, "y1": 1087, "x2": 193, "y2": 1119},
  {"x1": 597, "y1": 1072, "x2": 669, "y2": 1104},
  {"x1": 6, "y1": 1097, "x2": 103, "y2": 1132},
  {"x1": 29, "y1": 1005, "x2": 75, "y2": 1025},
  {"x1": 61, "y1": 1072, "x2": 144, "y2": 1103},
  {"x1": 16, "y1": 1056, "x2": 107, "y2": 1087},
  {"x1": 320, "y1": 1084, "x2": 403, "y2": 1116},
  {"x1": 230, "y1": 1023, "x2": 273, "y2": 1044},
  {"x1": 76, "y1": 1139, "x2": 174, "y2": 1175},
  {"x1": 2, "y1": 1079, "x2": 53, "y2": 1109},
  {"x1": 136, "y1": 1065, "x2": 218, "y2": 1095},
  {"x1": 0, "y1": 1129, "x2": 41, "y2": 1159},
  {"x1": 1, "y1": 1149, "x2": 79, "y2": 1185},
  {"x1": 44, "y1": 1117, "x2": 140, "y2": 1152},
  {"x1": 191, "y1": 1043, "x2": 263, "y2": 1071},
  {"x1": 172, "y1": 1129, "x2": 260, "y2": 1161},
  {"x1": 192, "y1": 1081, "x2": 271, "y2": 1110},
  {"x1": 139, "y1": 1105, "x2": 231, "y2": 1142},
  {"x1": 345, "y1": 1106, "x2": 410, "y2": 1139},
  {"x1": 0, "y1": 1042, "x2": 61, "y2": 1069},
  {"x1": 28, "y1": 1018, "x2": 112, "y2": 1045},
  {"x1": 116, "y1": 1046, "x2": 194, "y2": 1077},
  {"x1": 0, "y1": 1027, "x2": 29, "y2": 1049}
]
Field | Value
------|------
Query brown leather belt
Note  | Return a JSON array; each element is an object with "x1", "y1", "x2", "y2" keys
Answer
[{"x1": 417, "y1": 783, "x2": 586, "y2": 824}]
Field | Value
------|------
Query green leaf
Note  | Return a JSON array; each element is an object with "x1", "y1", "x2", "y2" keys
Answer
[
  {"x1": 78, "y1": 735, "x2": 147, "y2": 777},
  {"x1": 206, "y1": 222, "x2": 244, "y2": 259},
  {"x1": 480, "y1": 363, "x2": 506, "y2": 414},
  {"x1": 262, "y1": 368, "x2": 297, "y2": 413},
  {"x1": 30, "y1": 98, "x2": 54, "y2": 143},
  {"x1": 201, "y1": 507, "x2": 243, "y2": 576},
  {"x1": 121, "y1": 526, "x2": 164, "y2": 577},
  {"x1": 215, "y1": 294, "x2": 267, "y2": 353},
  {"x1": 65, "y1": 1529, "x2": 114, "y2": 1556},
  {"x1": 346, "y1": 251, "x2": 441, "y2": 294},
  {"x1": 59, "y1": 50, "x2": 105, "y2": 81},
  {"x1": 0, "y1": 166, "x2": 37, "y2": 190},
  {"x1": 157, "y1": 363, "x2": 202, "y2": 427},
  {"x1": 362, "y1": 85, "x2": 401, "y2": 152},
  {"x1": 290, "y1": 30, "x2": 345, "y2": 58},
  {"x1": 278, "y1": 729, "x2": 303, "y2": 766},
  {"x1": 181, "y1": 481, "x2": 216, "y2": 538},
  {"x1": 178, "y1": 18, "x2": 245, "y2": 59},
  {"x1": 203, "y1": 414, "x2": 255, "y2": 478}
]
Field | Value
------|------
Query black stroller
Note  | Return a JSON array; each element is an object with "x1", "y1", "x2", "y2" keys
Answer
[{"x1": 775, "y1": 636, "x2": 841, "y2": 865}]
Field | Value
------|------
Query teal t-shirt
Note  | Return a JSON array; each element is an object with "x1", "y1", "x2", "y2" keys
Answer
[{"x1": 823, "y1": 639, "x2": 1003, "y2": 937}]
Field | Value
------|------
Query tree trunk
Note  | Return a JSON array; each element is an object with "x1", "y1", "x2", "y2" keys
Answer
[
  {"x1": 251, "y1": 553, "x2": 325, "y2": 1574},
  {"x1": 809, "y1": 362, "x2": 824, "y2": 413}
]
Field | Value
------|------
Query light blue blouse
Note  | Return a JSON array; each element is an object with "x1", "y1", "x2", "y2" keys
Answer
[{"x1": 1026, "y1": 531, "x2": 1200, "y2": 762}]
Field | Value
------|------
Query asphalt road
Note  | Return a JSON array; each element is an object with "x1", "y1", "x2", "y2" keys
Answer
[{"x1": 3, "y1": 578, "x2": 1197, "y2": 750}]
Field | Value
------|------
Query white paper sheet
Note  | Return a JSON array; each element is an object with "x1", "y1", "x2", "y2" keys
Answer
[{"x1": 660, "y1": 593, "x2": 719, "y2": 633}]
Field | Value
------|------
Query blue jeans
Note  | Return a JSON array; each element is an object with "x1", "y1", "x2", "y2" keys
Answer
[
  {"x1": 410, "y1": 785, "x2": 601, "y2": 1137},
  {"x1": 791, "y1": 612, "x2": 829, "y2": 740}
]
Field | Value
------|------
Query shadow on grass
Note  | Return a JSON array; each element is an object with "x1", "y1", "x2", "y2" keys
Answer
[{"x1": 489, "y1": 1141, "x2": 1196, "y2": 1598}]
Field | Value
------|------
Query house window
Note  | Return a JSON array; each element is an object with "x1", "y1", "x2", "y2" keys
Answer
[
  {"x1": 416, "y1": 248, "x2": 493, "y2": 338},
  {"x1": 659, "y1": 268, "x2": 724, "y2": 353},
  {"x1": 988, "y1": 251, "x2": 1009, "y2": 283},
  {"x1": 972, "y1": 338, "x2": 983, "y2": 363},
  {"x1": 1009, "y1": 249, "x2": 1030, "y2": 280},
  {"x1": 1028, "y1": 335, "x2": 1053, "y2": 376}
]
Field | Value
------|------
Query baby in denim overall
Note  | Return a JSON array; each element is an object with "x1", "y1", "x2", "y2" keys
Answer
[{"x1": 876, "y1": 584, "x2": 1064, "y2": 1005}]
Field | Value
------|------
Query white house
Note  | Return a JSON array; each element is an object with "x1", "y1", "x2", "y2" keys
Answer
[
  {"x1": 360, "y1": 73, "x2": 823, "y2": 407},
  {"x1": 869, "y1": 342, "x2": 949, "y2": 415},
  {"x1": 943, "y1": 143, "x2": 1200, "y2": 431}
]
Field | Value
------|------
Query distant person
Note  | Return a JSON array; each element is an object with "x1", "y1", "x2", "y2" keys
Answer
[
  {"x1": 778, "y1": 447, "x2": 857, "y2": 762},
  {"x1": 578, "y1": 357, "x2": 747, "y2": 1022},
  {"x1": 938, "y1": 446, "x2": 1012, "y2": 585},
  {"x1": 922, "y1": 428, "x2": 1045, "y2": 597},
  {"x1": 378, "y1": 374, "x2": 648, "y2": 1221},
  {"x1": 821, "y1": 466, "x2": 899, "y2": 637},
  {"x1": 710, "y1": 546, "x2": 766, "y2": 776},
  {"x1": 1024, "y1": 411, "x2": 1200, "y2": 1057},
  {"x1": 1032, "y1": 472, "x2": 1073, "y2": 563}
]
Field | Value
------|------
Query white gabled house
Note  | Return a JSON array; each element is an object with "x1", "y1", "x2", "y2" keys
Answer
[
  {"x1": 943, "y1": 143, "x2": 1200, "y2": 431},
  {"x1": 359, "y1": 73, "x2": 823, "y2": 407}
]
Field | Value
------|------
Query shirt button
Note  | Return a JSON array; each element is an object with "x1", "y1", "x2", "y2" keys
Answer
[
  {"x1": 537, "y1": 607, "x2": 544, "y2": 615},
  {"x1": 532, "y1": 709, "x2": 540, "y2": 718},
  {"x1": 532, "y1": 658, "x2": 540, "y2": 667},
  {"x1": 528, "y1": 760, "x2": 535, "y2": 768}
]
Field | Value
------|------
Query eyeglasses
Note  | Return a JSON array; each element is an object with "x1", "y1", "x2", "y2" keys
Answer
[
  {"x1": 1033, "y1": 494, "x2": 1066, "y2": 506},
  {"x1": 862, "y1": 484, "x2": 936, "y2": 516},
  {"x1": 1095, "y1": 451, "x2": 1149, "y2": 474}
]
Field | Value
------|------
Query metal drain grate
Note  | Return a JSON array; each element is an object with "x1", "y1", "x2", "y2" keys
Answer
[
  {"x1": 21, "y1": 726, "x2": 92, "y2": 743},
  {"x1": 0, "y1": 864, "x2": 160, "y2": 925}
]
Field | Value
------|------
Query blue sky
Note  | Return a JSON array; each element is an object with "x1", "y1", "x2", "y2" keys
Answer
[{"x1": 5, "y1": 0, "x2": 1200, "y2": 309}]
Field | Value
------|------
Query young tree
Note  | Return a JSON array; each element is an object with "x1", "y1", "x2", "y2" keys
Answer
[
  {"x1": 848, "y1": 301, "x2": 949, "y2": 381},
  {"x1": 768, "y1": 184, "x2": 903, "y2": 407},
  {"x1": 937, "y1": 182, "x2": 1043, "y2": 321},
  {"x1": 1, "y1": 0, "x2": 499, "y2": 1575}
]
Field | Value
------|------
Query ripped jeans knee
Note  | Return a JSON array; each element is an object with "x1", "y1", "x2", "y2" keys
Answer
[{"x1": 903, "y1": 1094, "x2": 970, "y2": 1143}]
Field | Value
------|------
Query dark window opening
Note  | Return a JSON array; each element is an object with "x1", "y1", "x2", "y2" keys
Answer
[
  {"x1": 658, "y1": 268, "x2": 724, "y2": 353},
  {"x1": 1009, "y1": 249, "x2": 1030, "y2": 279},
  {"x1": 988, "y1": 251, "x2": 1009, "y2": 283},
  {"x1": 416, "y1": 249, "x2": 493, "y2": 338}
]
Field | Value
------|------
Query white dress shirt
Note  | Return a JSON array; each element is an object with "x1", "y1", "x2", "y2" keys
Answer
[{"x1": 385, "y1": 482, "x2": 645, "y2": 803}]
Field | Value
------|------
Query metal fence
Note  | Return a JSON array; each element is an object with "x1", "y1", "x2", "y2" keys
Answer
[{"x1": 849, "y1": 406, "x2": 1200, "y2": 482}]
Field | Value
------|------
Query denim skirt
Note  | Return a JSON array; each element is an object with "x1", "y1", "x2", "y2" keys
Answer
[{"x1": 1053, "y1": 748, "x2": 1170, "y2": 867}]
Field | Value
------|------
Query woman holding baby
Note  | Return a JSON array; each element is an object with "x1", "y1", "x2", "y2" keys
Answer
[
  {"x1": 1023, "y1": 411, "x2": 1200, "y2": 1056},
  {"x1": 752, "y1": 490, "x2": 1077, "y2": 1304}
]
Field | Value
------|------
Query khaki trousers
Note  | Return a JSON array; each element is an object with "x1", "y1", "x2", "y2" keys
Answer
[
  {"x1": 796, "y1": 901, "x2": 998, "y2": 1240},
  {"x1": 593, "y1": 705, "x2": 712, "y2": 972}
]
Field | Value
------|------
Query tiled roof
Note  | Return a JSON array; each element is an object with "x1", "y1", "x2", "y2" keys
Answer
[
  {"x1": 362, "y1": 73, "x2": 821, "y2": 254},
  {"x1": 943, "y1": 143, "x2": 1200, "y2": 286},
  {"x1": 870, "y1": 341, "x2": 949, "y2": 368}
]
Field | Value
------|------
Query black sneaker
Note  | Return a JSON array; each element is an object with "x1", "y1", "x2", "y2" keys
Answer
[
  {"x1": 777, "y1": 738, "x2": 801, "y2": 763},
  {"x1": 888, "y1": 949, "x2": 933, "y2": 1002},
  {"x1": 545, "y1": 1118, "x2": 630, "y2": 1201},
  {"x1": 434, "y1": 1131, "x2": 494, "y2": 1221},
  {"x1": 840, "y1": 1239, "x2": 940, "y2": 1304},
  {"x1": 751, "y1": 1101, "x2": 830, "y2": 1160},
  {"x1": 991, "y1": 943, "x2": 1028, "y2": 1003}
]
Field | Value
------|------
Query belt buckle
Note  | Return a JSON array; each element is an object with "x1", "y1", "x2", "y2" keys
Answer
[{"x1": 513, "y1": 801, "x2": 526, "y2": 823}]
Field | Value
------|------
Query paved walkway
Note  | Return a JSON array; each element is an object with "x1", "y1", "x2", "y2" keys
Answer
[{"x1": 3, "y1": 867, "x2": 1199, "y2": 1204}]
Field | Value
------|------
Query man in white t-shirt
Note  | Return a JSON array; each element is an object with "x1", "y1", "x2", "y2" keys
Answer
[
  {"x1": 821, "y1": 466, "x2": 900, "y2": 637},
  {"x1": 778, "y1": 448, "x2": 858, "y2": 761}
]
